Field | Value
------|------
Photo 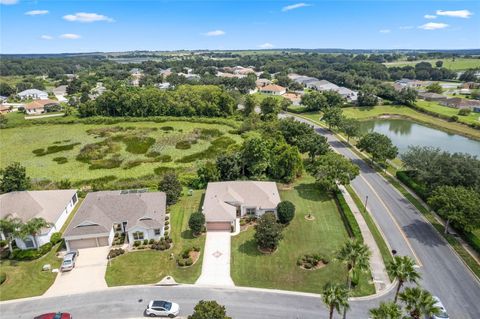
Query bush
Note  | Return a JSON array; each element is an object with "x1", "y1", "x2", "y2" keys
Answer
[
  {"x1": 0, "y1": 240, "x2": 7, "y2": 248},
  {"x1": 165, "y1": 216, "x2": 169, "y2": 221},
  {"x1": 149, "y1": 239, "x2": 155, "y2": 245},
  {"x1": 189, "y1": 212, "x2": 205, "y2": 235},
  {"x1": 458, "y1": 108, "x2": 472, "y2": 116},
  {"x1": 165, "y1": 220, "x2": 170, "y2": 226},
  {"x1": 277, "y1": 201, "x2": 295, "y2": 224},
  {"x1": 12, "y1": 243, "x2": 52, "y2": 261},
  {"x1": 184, "y1": 257, "x2": 193, "y2": 266},
  {"x1": 396, "y1": 171, "x2": 429, "y2": 200},
  {"x1": 133, "y1": 240, "x2": 141, "y2": 247},
  {"x1": 164, "y1": 231, "x2": 169, "y2": 237},
  {"x1": 107, "y1": 248, "x2": 125, "y2": 259},
  {"x1": 449, "y1": 115, "x2": 459, "y2": 122},
  {"x1": 143, "y1": 239, "x2": 149, "y2": 245},
  {"x1": 297, "y1": 253, "x2": 328, "y2": 269},
  {"x1": 50, "y1": 232, "x2": 63, "y2": 245},
  {"x1": 175, "y1": 140, "x2": 191, "y2": 150},
  {"x1": 193, "y1": 245, "x2": 200, "y2": 252},
  {"x1": 335, "y1": 191, "x2": 363, "y2": 242},
  {"x1": 239, "y1": 219, "x2": 246, "y2": 226},
  {"x1": 164, "y1": 225, "x2": 169, "y2": 231},
  {"x1": 0, "y1": 272, "x2": 6, "y2": 285}
]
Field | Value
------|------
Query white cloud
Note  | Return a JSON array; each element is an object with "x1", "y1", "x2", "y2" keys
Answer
[
  {"x1": 419, "y1": 22, "x2": 449, "y2": 30},
  {"x1": 379, "y1": 29, "x2": 391, "y2": 34},
  {"x1": 25, "y1": 10, "x2": 49, "y2": 16},
  {"x1": 424, "y1": 14, "x2": 436, "y2": 19},
  {"x1": 259, "y1": 43, "x2": 274, "y2": 49},
  {"x1": 399, "y1": 26, "x2": 414, "y2": 30},
  {"x1": 203, "y1": 30, "x2": 225, "y2": 36},
  {"x1": 63, "y1": 12, "x2": 113, "y2": 23},
  {"x1": 282, "y1": 3, "x2": 310, "y2": 12},
  {"x1": 40, "y1": 35, "x2": 53, "y2": 40},
  {"x1": 0, "y1": 0, "x2": 19, "y2": 5},
  {"x1": 60, "y1": 33, "x2": 81, "y2": 39},
  {"x1": 436, "y1": 9, "x2": 473, "y2": 18}
]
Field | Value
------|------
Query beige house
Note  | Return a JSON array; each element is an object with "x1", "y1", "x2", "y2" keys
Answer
[
  {"x1": 64, "y1": 190, "x2": 166, "y2": 250},
  {"x1": 24, "y1": 99, "x2": 59, "y2": 115},
  {"x1": 259, "y1": 84, "x2": 287, "y2": 96},
  {"x1": 202, "y1": 181, "x2": 281, "y2": 231}
]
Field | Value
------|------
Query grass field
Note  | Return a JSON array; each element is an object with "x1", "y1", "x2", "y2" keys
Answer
[
  {"x1": 301, "y1": 105, "x2": 480, "y2": 140},
  {"x1": 415, "y1": 100, "x2": 480, "y2": 125},
  {"x1": 230, "y1": 175, "x2": 375, "y2": 296},
  {"x1": 0, "y1": 119, "x2": 243, "y2": 186},
  {"x1": 105, "y1": 190, "x2": 206, "y2": 286},
  {"x1": 384, "y1": 58, "x2": 480, "y2": 71},
  {"x1": 0, "y1": 244, "x2": 62, "y2": 301}
]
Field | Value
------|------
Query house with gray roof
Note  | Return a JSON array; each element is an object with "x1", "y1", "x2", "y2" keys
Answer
[
  {"x1": 0, "y1": 190, "x2": 79, "y2": 250},
  {"x1": 63, "y1": 190, "x2": 166, "y2": 250},
  {"x1": 17, "y1": 89, "x2": 48, "y2": 100},
  {"x1": 202, "y1": 181, "x2": 281, "y2": 232}
]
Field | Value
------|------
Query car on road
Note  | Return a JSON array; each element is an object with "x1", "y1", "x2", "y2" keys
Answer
[
  {"x1": 60, "y1": 251, "x2": 78, "y2": 272},
  {"x1": 145, "y1": 300, "x2": 180, "y2": 317},
  {"x1": 34, "y1": 312, "x2": 72, "y2": 319},
  {"x1": 430, "y1": 296, "x2": 449, "y2": 319}
]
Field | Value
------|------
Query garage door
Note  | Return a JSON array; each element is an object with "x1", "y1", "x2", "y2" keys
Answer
[
  {"x1": 207, "y1": 222, "x2": 231, "y2": 231},
  {"x1": 68, "y1": 237, "x2": 109, "y2": 250}
]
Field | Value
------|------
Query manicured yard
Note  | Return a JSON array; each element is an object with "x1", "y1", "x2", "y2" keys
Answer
[
  {"x1": 414, "y1": 100, "x2": 480, "y2": 126},
  {"x1": 105, "y1": 190, "x2": 206, "y2": 286},
  {"x1": 0, "y1": 245, "x2": 62, "y2": 301},
  {"x1": 384, "y1": 58, "x2": 480, "y2": 71},
  {"x1": 0, "y1": 119, "x2": 242, "y2": 186},
  {"x1": 230, "y1": 175, "x2": 375, "y2": 296}
]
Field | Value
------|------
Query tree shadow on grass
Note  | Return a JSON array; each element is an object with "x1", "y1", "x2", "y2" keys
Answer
[
  {"x1": 294, "y1": 183, "x2": 332, "y2": 202},
  {"x1": 181, "y1": 230, "x2": 195, "y2": 240},
  {"x1": 237, "y1": 239, "x2": 262, "y2": 257}
]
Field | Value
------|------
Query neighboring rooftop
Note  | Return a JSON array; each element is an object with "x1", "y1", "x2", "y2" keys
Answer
[
  {"x1": 259, "y1": 84, "x2": 286, "y2": 92},
  {"x1": 24, "y1": 99, "x2": 59, "y2": 110}
]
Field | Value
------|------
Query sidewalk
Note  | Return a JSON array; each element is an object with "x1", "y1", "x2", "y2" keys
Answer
[{"x1": 338, "y1": 185, "x2": 391, "y2": 292}]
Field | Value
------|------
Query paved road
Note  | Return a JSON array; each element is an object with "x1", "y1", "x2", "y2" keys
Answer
[{"x1": 288, "y1": 114, "x2": 480, "y2": 318}]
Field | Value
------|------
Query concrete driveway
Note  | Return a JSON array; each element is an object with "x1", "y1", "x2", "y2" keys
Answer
[
  {"x1": 44, "y1": 246, "x2": 109, "y2": 297},
  {"x1": 196, "y1": 231, "x2": 234, "y2": 287}
]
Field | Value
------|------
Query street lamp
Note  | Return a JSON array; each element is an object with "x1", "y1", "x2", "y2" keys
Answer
[{"x1": 363, "y1": 195, "x2": 369, "y2": 214}]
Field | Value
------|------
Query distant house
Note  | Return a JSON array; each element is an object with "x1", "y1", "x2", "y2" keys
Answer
[
  {"x1": 17, "y1": 89, "x2": 48, "y2": 100},
  {"x1": 89, "y1": 82, "x2": 107, "y2": 100},
  {"x1": 259, "y1": 84, "x2": 286, "y2": 95},
  {"x1": 0, "y1": 105, "x2": 12, "y2": 114},
  {"x1": 24, "y1": 99, "x2": 60, "y2": 115},
  {"x1": 130, "y1": 68, "x2": 142, "y2": 76},
  {"x1": 52, "y1": 85, "x2": 68, "y2": 102},
  {"x1": 418, "y1": 92, "x2": 447, "y2": 102},
  {"x1": 282, "y1": 92, "x2": 301, "y2": 106},
  {"x1": 159, "y1": 68, "x2": 172, "y2": 77},
  {"x1": 0, "y1": 190, "x2": 79, "y2": 250},
  {"x1": 202, "y1": 181, "x2": 281, "y2": 232},
  {"x1": 440, "y1": 97, "x2": 480, "y2": 110},
  {"x1": 156, "y1": 82, "x2": 172, "y2": 90},
  {"x1": 63, "y1": 190, "x2": 166, "y2": 250},
  {"x1": 295, "y1": 76, "x2": 319, "y2": 86},
  {"x1": 233, "y1": 66, "x2": 255, "y2": 75},
  {"x1": 255, "y1": 79, "x2": 272, "y2": 87}
]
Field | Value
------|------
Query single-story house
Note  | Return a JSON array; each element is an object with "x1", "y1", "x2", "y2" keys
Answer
[
  {"x1": 63, "y1": 190, "x2": 166, "y2": 250},
  {"x1": 17, "y1": 89, "x2": 48, "y2": 100},
  {"x1": 0, "y1": 190, "x2": 79, "y2": 250},
  {"x1": 256, "y1": 79, "x2": 272, "y2": 87},
  {"x1": 306, "y1": 80, "x2": 339, "y2": 91},
  {"x1": 156, "y1": 82, "x2": 172, "y2": 90},
  {"x1": 259, "y1": 84, "x2": 286, "y2": 96},
  {"x1": 440, "y1": 97, "x2": 480, "y2": 110},
  {"x1": 418, "y1": 92, "x2": 447, "y2": 102},
  {"x1": 294, "y1": 76, "x2": 319, "y2": 86},
  {"x1": 282, "y1": 92, "x2": 301, "y2": 106},
  {"x1": 202, "y1": 181, "x2": 281, "y2": 232},
  {"x1": 24, "y1": 99, "x2": 60, "y2": 114}
]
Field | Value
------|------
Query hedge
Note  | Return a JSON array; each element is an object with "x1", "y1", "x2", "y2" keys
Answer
[
  {"x1": 396, "y1": 171, "x2": 429, "y2": 201},
  {"x1": 335, "y1": 191, "x2": 363, "y2": 242},
  {"x1": 11, "y1": 243, "x2": 52, "y2": 261}
]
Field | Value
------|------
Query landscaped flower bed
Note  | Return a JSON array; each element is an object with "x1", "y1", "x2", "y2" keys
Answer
[
  {"x1": 239, "y1": 216, "x2": 257, "y2": 231},
  {"x1": 176, "y1": 246, "x2": 201, "y2": 267},
  {"x1": 107, "y1": 248, "x2": 125, "y2": 259},
  {"x1": 297, "y1": 254, "x2": 330, "y2": 270},
  {"x1": 132, "y1": 236, "x2": 173, "y2": 251}
]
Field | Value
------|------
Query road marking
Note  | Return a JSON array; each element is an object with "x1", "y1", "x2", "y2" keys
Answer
[{"x1": 358, "y1": 175, "x2": 423, "y2": 267}]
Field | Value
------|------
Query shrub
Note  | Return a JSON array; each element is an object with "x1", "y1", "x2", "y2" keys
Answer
[
  {"x1": 239, "y1": 219, "x2": 246, "y2": 226},
  {"x1": 184, "y1": 257, "x2": 193, "y2": 266},
  {"x1": 189, "y1": 212, "x2": 205, "y2": 235},
  {"x1": 12, "y1": 243, "x2": 52, "y2": 261},
  {"x1": 53, "y1": 157, "x2": 68, "y2": 164},
  {"x1": 177, "y1": 259, "x2": 186, "y2": 267},
  {"x1": 458, "y1": 108, "x2": 472, "y2": 116},
  {"x1": 165, "y1": 220, "x2": 170, "y2": 226},
  {"x1": 450, "y1": 115, "x2": 459, "y2": 122},
  {"x1": 164, "y1": 225, "x2": 169, "y2": 231},
  {"x1": 193, "y1": 245, "x2": 200, "y2": 252},
  {"x1": 107, "y1": 248, "x2": 125, "y2": 259},
  {"x1": 50, "y1": 232, "x2": 63, "y2": 245},
  {"x1": 143, "y1": 239, "x2": 149, "y2": 245},
  {"x1": 396, "y1": 171, "x2": 429, "y2": 201},
  {"x1": 0, "y1": 240, "x2": 8, "y2": 248},
  {"x1": 149, "y1": 239, "x2": 155, "y2": 245},
  {"x1": 0, "y1": 272, "x2": 6, "y2": 285},
  {"x1": 133, "y1": 240, "x2": 141, "y2": 247},
  {"x1": 164, "y1": 231, "x2": 169, "y2": 237},
  {"x1": 297, "y1": 253, "x2": 327, "y2": 269},
  {"x1": 335, "y1": 192, "x2": 363, "y2": 242},
  {"x1": 277, "y1": 201, "x2": 296, "y2": 224},
  {"x1": 175, "y1": 140, "x2": 191, "y2": 150},
  {"x1": 254, "y1": 212, "x2": 283, "y2": 251},
  {"x1": 165, "y1": 216, "x2": 169, "y2": 221}
]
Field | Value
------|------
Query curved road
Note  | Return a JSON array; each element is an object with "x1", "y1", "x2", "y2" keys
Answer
[{"x1": 1, "y1": 115, "x2": 479, "y2": 318}]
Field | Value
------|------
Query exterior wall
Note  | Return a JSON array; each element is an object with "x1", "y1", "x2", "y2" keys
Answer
[
  {"x1": 127, "y1": 225, "x2": 163, "y2": 244},
  {"x1": 239, "y1": 206, "x2": 277, "y2": 218},
  {"x1": 108, "y1": 226, "x2": 115, "y2": 246},
  {"x1": 64, "y1": 231, "x2": 111, "y2": 251},
  {"x1": 260, "y1": 89, "x2": 286, "y2": 96}
]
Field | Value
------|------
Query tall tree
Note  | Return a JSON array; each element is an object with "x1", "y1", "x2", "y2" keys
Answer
[
  {"x1": 241, "y1": 135, "x2": 271, "y2": 178},
  {"x1": 357, "y1": 132, "x2": 398, "y2": 164},
  {"x1": 322, "y1": 107, "x2": 344, "y2": 129},
  {"x1": 301, "y1": 91, "x2": 328, "y2": 111},
  {"x1": 243, "y1": 94, "x2": 256, "y2": 116},
  {"x1": 158, "y1": 172, "x2": 182, "y2": 205},
  {"x1": 307, "y1": 152, "x2": 359, "y2": 192},
  {"x1": 20, "y1": 217, "x2": 52, "y2": 250},
  {"x1": 195, "y1": 161, "x2": 220, "y2": 189},
  {"x1": 188, "y1": 300, "x2": 231, "y2": 319},
  {"x1": 216, "y1": 153, "x2": 242, "y2": 181},
  {"x1": 300, "y1": 133, "x2": 330, "y2": 160},
  {"x1": 340, "y1": 118, "x2": 361, "y2": 142},
  {"x1": 269, "y1": 143, "x2": 303, "y2": 183},
  {"x1": 0, "y1": 216, "x2": 23, "y2": 253},
  {"x1": 386, "y1": 255, "x2": 421, "y2": 303},
  {"x1": 321, "y1": 283, "x2": 350, "y2": 319},
  {"x1": 260, "y1": 96, "x2": 280, "y2": 120},
  {"x1": 399, "y1": 287, "x2": 441, "y2": 319},
  {"x1": 425, "y1": 82, "x2": 443, "y2": 94},
  {"x1": 369, "y1": 301, "x2": 402, "y2": 319},
  {"x1": 0, "y1": 162, "x2": 30, "y2": 193},
  {"x1": 254, "y1": 212, "x2": 283, "y2": 252}
]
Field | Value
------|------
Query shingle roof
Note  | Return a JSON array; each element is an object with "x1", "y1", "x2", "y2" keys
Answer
[
  {"x1": 202, "y1": 181, "x2": 281, "y2": 222},
  {"x1": 0, "y1": 190, "x2": 77, "y2": 230},
  {"x1": 18, "y1": 89, "x2": 48, "y2": 97},
  {"x1": 64, "y1": 191, "x2": 166, "y2": 238},
  {"x1": 260, "y1": 84, "x2": 286, "y2": 92},
  {"x1": 24, "y1": 99, "x2": 59, "y2": 110}
]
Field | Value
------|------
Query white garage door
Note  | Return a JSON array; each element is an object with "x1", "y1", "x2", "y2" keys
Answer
[
  {"x1": 207, "y1": 222, "x2": 231, "y2": 231},
  {"x1": 68, "y1": 237, "x2": 109, "y2": 250}
]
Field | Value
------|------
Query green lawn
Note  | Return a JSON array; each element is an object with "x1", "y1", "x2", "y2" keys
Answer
[
  {"x1": 0, "y1": 245, "x2": 62, "y2": 301},
  {"x1": 384, "y1": 58, "x2": 480, "y2": 71},
  {"x1": 230, "y1": 175, "x2": 375, "y2": 296},
  {"x1": 105, "y1": 190, "x2": 206, "y2": 286},
  {"x1": 415, "y1": 100, "x2": 480, "y2": 125},
  {"x1": 0, "y1": 119, "x2": 243, "y2": 186}
]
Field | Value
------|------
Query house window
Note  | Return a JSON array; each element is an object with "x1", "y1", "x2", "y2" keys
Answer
[
  {"x1": 246, "y1": 208, "x2": 256, "y2": 215},
  {"x1": 24, "y1": 237, "x2": 35, "y2": 249},
  {"x1": 133, "y1": 231, "x2": 144, "y2": 240},
  {"x1": 72, "y1": 193, "x2": 78, "y2": 204},
  {"x1": 154, "y1": 229, "x2": 161, "y2": 236}
]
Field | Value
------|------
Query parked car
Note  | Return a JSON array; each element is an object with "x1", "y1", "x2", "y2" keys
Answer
[
  {"x1": 430, "y1": 296, "x2": 449, "y2": 319},
  {"x1": 145, "y1": 300, "x2": 180, "y2": 318},
  {"x1": 60, "y1": 252, "x2": 77, "y2": 272},
  {"x1": 34, "y1": 312, "x2": 72, "y2": 319}
]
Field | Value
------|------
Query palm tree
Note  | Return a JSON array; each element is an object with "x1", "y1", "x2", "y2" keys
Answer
[
  {"x1": 321, "y1": 283, "x2": 349, "y2": 319},
  {"x1": 369, "y1": 301, "x2": 402, "y2": 319},
  {"x1": 20, "y1": 217, "x2": 52, "y2": 250},
  {"x1": 0, "y1": 216, "x2": 23, "y2": 253},
  {"x1": 386, "y1": 255, "x2": 421, "y2": 303},
  {"x1": 399, "y1": 287, "x2": 441, "y2": 319}
]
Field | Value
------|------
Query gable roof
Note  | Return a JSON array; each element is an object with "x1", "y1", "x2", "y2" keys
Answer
[
  {"x1": 18, "y1": 89, "x2": 48, "y2": 97},
  {"x1": 0, "y1": 190, "x2": 77, "y2": 225},
  {"x1": 24, "y1": 99, "x2": 59, "y2": 110},
  {"x1": 203, "y1": 181, "x2": 281, "y2": 222},
  {"x1": 260, "y1": 84, "x2": 286, "y2": 92},
  {"x1": 64, "y1": 191, "x2": 166, "y2": 238}
]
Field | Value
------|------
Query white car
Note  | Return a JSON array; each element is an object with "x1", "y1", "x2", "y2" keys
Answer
[
  {"x1": 430, "y1": 296, "x2": 449, "y2": 319},
  {"x1": 145, "y1": 300, "x2": 180, "y2": 318},
  {"x1": 60, "y1": 252, "x2": 77, "y2": 272}
]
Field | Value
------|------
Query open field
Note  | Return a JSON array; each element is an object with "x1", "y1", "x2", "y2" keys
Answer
[
  {"x1": 0, "y1": 119, "x2": 243, "y2": 186},
  {"x1": 384, "y1": 58, "x2": 480, "y2": 70},
  {"x1": 415, "y1": 100, "x2": 480, "y2": 125},
  {"x1": 105, "y1": 190, "x2": 206, "y2": 286},
  {"x1": 230, "y1": 175, "x2": 375, "y2": 296},
  {"x1": 0, "y1": 244, "x2": 62, "y2": 301}
]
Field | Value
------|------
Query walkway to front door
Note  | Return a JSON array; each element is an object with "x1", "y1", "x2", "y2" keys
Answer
[{"x1": 196, "y1": 231, "x2": 234, "y2": 287}]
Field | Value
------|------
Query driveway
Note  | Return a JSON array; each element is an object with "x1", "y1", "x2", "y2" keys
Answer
[
  {"x1": 196, "y1": 231, "x2": 234, "y2": 287},
  {"x1": 44, "y1": 246, "x2": 109, "y2": 297}
]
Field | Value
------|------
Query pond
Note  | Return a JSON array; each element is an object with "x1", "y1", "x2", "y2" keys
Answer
[{"x1": 359, "y1": 118, "x2": 480, "y2": 158}]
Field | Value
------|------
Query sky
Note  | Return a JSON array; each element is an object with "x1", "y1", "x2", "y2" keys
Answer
[{"x1": 0, "y1": 0, "x2": 479, "y2": 54}]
